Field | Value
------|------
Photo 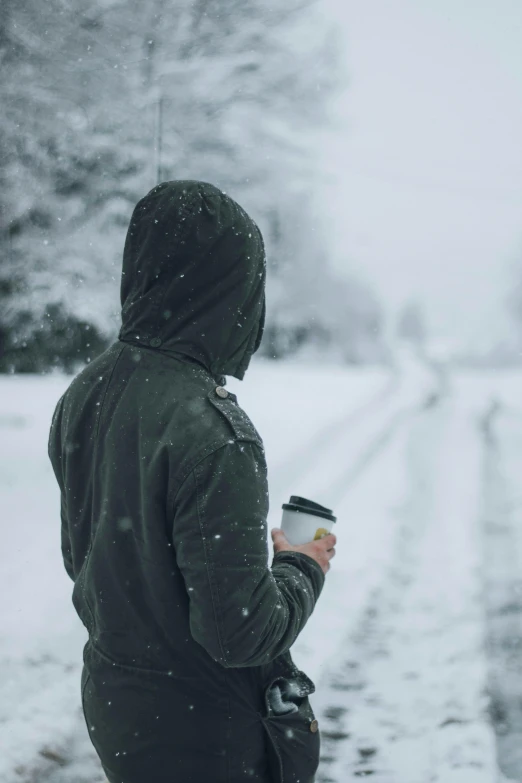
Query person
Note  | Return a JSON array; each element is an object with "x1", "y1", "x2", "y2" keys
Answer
[{"x1": 48, "y1": 180, "x2": 336, "y2": 783}]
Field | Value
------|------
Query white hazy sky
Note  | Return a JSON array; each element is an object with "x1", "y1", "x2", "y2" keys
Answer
[{"x1": 325, "y1": 0, "x2": 522, "y2": 349}]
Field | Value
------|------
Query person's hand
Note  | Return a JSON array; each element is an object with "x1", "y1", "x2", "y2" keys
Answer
[{"x1": 271, "y1": 528, "x2": 336, "y2": 575}]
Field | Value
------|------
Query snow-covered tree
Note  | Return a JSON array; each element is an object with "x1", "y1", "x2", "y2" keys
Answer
[{"x1": 1, "y1": 0, "x2": 384, "y2": 371}]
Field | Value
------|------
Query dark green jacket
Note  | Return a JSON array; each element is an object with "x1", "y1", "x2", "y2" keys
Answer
[{"x1": 48, "y1": 181, "x2": 325, "y2": 783}]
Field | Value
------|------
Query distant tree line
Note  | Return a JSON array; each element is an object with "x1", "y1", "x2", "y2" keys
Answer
[{"x1": 0, "y1": 0, "x2": 386, "y2": 373}]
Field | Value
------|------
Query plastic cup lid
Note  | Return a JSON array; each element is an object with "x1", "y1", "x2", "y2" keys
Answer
[{"x1": 282, "y1": 495, "x2": 336, "y2": 523}]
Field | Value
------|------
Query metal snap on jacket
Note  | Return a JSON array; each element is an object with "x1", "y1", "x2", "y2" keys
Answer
[
  {"x1": 215, "y1": 386, "x2": 228, "y2": 399},
  {"x1": 149, "y1": 337, "x2": 162, "y2": 347},
  {"x1": 309, "y1": 719, "x2": 319, "y2": 733}
]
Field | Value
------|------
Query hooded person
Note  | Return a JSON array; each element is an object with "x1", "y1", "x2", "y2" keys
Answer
[{"x1": 48, "y1": 180, "x2": 328, "y2": 783}]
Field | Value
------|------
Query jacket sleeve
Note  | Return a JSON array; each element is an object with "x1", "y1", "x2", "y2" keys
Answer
[
  {"x1": 48, "y1": 394, "x2": 75, "y2": 581},
  {"x1": 172, "y1": 439, "x2": 325, "y2": 668},
  {"x1": 59, "y1": 492, "x2": 75, "y2": 581}
]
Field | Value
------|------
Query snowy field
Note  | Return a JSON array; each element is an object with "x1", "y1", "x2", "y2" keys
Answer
[{"x1": 2, "y1": 354, "x2": 522, "y2": 782}]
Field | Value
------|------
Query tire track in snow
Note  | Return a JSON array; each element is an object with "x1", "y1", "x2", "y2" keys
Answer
[
  {"x1": 270, "y1": 369, "x2": 402, "y2": 500},
  {"x1": 479, "y1": 401, "x2": 522, "y2": 782},
  {"x1": 272, "y1": 359, "x2": 446, "y2": 513},
  {"x1": 313, "y1": 394, "x2": 499, "y2": 782},
  {"x1": 321, "y1": 367, "x2": 447, "y2": 508},
  {"x1": 323, "y1": 400, "x2": 426, "y2": 509},
  {"x1": 312, "y1": 399, "x2": 440, "y2": 783}
]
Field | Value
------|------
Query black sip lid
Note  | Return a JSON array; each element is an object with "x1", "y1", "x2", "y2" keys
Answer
[{"x1": 282, "y1": 495, "x2": 337, "y2": 523}]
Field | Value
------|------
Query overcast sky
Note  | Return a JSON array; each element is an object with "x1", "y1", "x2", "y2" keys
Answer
[{"x1": 326, "y1": 0, "x2": 522, "y2": 350}]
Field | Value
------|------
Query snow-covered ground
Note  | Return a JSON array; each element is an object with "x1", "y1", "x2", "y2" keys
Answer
[{"x1": 1, "y1": 354, "x2": 522, "y2": 782}]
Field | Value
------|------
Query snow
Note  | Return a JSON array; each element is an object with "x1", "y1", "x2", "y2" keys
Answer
[
  {"x1": 309, "y1": 396, "x2": 497, "y2": 782},
  {"x1": 1, "y1": 354, "x2": 522, "y2": 781}
]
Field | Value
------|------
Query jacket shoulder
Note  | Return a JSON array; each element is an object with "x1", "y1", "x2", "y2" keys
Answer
[
  {"x1": 206, "y1": 387, "x2": 264, "y2": 451},
  {"x1": 167, "y1": 384, "x2": 265, "y2": 506}
]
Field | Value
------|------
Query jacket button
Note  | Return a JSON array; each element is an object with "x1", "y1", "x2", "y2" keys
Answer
[
  {"x1": 309, "y1": 719, "x2": 319, "y2": 733},
  {"x1": 150, "y1": 337, "x2": 162, "y2": 348},
  {"x1": 215, "y1": 386, "x2": 228, "y2": 399}
]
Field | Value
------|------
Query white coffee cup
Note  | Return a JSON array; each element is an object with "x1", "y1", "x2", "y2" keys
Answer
[{"x1": 280, "y1": 495, "x2": 337, "y2": 546}]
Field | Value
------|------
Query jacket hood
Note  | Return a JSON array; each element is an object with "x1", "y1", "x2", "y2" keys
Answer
[{"x1": 118, "y1": 180, "x2": 266, "y2": 381}]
